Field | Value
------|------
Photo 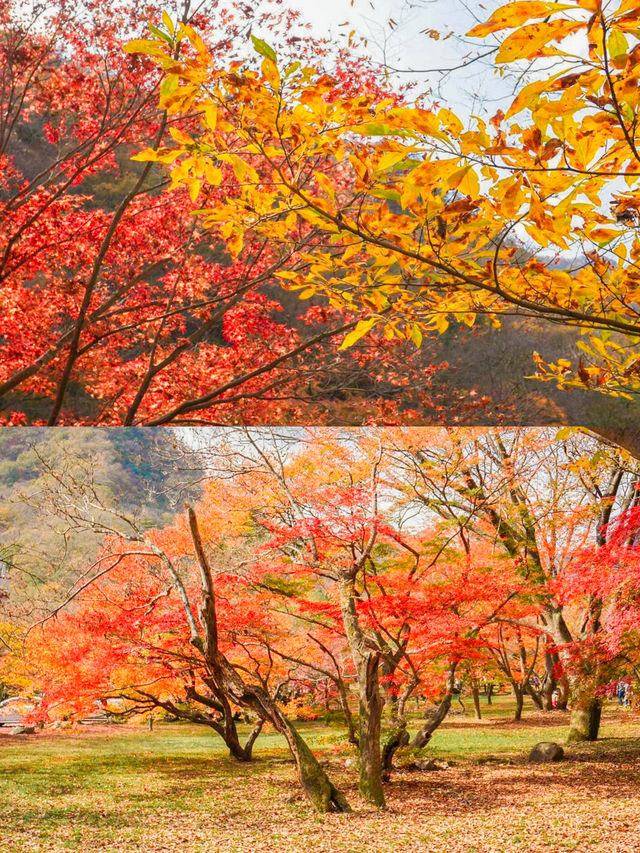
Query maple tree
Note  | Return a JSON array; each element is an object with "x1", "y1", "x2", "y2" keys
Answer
[
  {"x1": 134, "y1": 0, "x2": 640, "y2": 409},
  {"x1": 386, "y1": 426, "x2": 640, "y2": 740}
]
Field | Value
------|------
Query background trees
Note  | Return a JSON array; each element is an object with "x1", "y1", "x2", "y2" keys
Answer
[
  {"x1": 3, "y1": 0, "x2": 640, "y2": 429},
  {"x1": 4, "y1": 426, "x2": 639, "y2": 812}
]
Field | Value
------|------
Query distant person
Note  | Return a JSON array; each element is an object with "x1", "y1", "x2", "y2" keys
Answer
[
  {"x1": 617, "y1": 680, "x2": 629, "y2": 707},
  {"x1": 551, "y1": 688, "x2": 560, "y2": 708}
]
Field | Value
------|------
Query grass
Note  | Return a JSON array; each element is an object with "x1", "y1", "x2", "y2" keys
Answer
[{"x1": 1, "y1": 695, "x2": 639, "y2": 853}]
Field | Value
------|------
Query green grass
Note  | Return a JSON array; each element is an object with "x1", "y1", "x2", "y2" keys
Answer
[{"x1": 1, "y1": 696, "x2": 639, "y2": 853}]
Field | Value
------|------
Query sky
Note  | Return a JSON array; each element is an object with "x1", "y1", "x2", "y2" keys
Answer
[{"x1": 277, "y1": 0, "x2": 507, "y2": 115}]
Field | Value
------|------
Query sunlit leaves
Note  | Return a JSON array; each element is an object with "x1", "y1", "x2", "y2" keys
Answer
[{"x1": 125, "y1": 0, "x2": 640, "y2": 393}]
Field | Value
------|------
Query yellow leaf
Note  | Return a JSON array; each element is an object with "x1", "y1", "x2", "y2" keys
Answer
[
  {"x1": 203, "y1": 103, "x2": 217, "y2": 131},
  {"x1": 162, "y1": 11, "x2": 175, "y2": 35},
  {"x1": 124, "y1": 38, "x2": 169, "y2": 57},
  {"x1": 261, "y1": 57, "x2": 281, "y2": 90},
  {"x1": 187, "y1": 178, "x2": 201, "y2": 202},
  {"x1": 169, "y1": 126, "x2": 195, "y2": 146},
  {"x1": 314, "y1": 171, "x2": 336, "y2": 200},
  {"x1": 506, "y1": 79, "x2": 550, "y2": 117},
  {"x1": 339, "y1": 318, "x2": 377, "y2": 350},
  {"x1": 204, "y1": 163, "x2": 223, "y2": 186},
  {"x1": 448, "y1": 164, "x2": 479, "y2": 197},
  {"x1": 377, "y1": 150, "x2": 410, "y2": 172},
  {"x1": 496, "y1": 20, "x2": 585, "y2": 63},
  {"x1": 410, "y1": 323, "x2": 423, "y2": 347},
  {"x1": 131, "y1": 147, "x2": 182, "y2": 163},
  {"x1": 228, "y1": 232, "x2": 244, "y2": 257},
  {"x1": 468, "y1": 2, "x2": 572, "y2": 37}
]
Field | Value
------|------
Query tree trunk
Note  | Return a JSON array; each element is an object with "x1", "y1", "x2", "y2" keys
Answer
[
  {"x1": 186, "y1": 684, "x2": 260, "y2": 762},
  {"x1": 486, "y1": 683, "x2": 494, "y2": 705},
  {"x1": 336, "y1": 678, "x2": 358, "y2": 746},
  {"x1": 513, "y1": 685, "x2": 524, "y2": 721},
  {"x1": 356, "y1": 654, "x2": 386, "y2": 807},
  {"x1": 556, "y1": 674, "x2": 569, "y2": 710},
  {"x1": 381, "y1": 720, "x2": 409, "y2": 780},
  {"x1": 526, "y1": 681, "x2": 543, "y2": 710},
  {"x1": 567, "y1": 695, "x2": 602, "y2": 743},
  {"x1": 411, "y1": 663, "x2": 457, "y2": 749},
  {"x1": 186, "y1": 504, "x2": 351, "y2": 813},
  {"x1": 339, "y1": 576, "x2": 386, "y2": 808},
  {"x1": 472, "y1": 686, "x2": 482, "y2": 720},
  {"x1": 278, "y1": 717, "x2": 352, "y2": 812}
]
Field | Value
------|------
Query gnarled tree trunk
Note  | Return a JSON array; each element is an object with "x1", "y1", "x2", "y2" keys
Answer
[
  {"x1": 411, "y1": 662, "x2": 457, "y2": 749},
  {"x1": 186, "y1": 504, "x2": 351, "y2": 813},
  {"x1": 339, "y1": 575, "x2": 386, "y2": 808}
]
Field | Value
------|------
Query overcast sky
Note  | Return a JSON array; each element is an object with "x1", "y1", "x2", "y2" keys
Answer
[{"x1": 278, "y1": 0, "x2": 507, "y2": 115}]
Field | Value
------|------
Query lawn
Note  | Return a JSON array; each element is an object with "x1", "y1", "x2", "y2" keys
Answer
[{"x1": 1, "y1": 696, "x2": 639, "y2": 853}]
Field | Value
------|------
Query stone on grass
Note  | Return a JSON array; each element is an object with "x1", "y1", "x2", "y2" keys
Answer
[
  {"x1": 411, "y1": 759, "x2": 451, "y2": 772},
  {"x1": 528, "y1": 741, "x2": 564, "y2": 763}
]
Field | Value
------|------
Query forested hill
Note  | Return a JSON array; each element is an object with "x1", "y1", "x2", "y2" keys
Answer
[
  {"x1": 0, "y1": 429, "x2": 202, "y2": 611},
  {"x1": 0, "y1": 429, "x2": 191, "y2": 520}
]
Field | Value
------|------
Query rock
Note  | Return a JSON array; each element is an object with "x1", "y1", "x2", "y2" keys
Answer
[
  {"x1": 528, "y1": 741, "x2": 564, "y2": 763},
  {"x1": 413, "y1": 759, "x2": 443, "y2": 772},
  {"x1": 477, "y1": 756, "x2": 515, "y2": 766},
  {"x1": 9, "y1": 725, "x2": 35, "y2": 735},
  {"x1": 344, "y1": 757, "x2": 357, "y2": 770}
]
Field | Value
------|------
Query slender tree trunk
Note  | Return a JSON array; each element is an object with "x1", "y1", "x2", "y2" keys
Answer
[
  {"x1": 486, "y1": 683, "x2": 494, "y2": 705},
  {"x1": 411, "y1": 663, "x2": 457, "y2": 749},
  {"x1": 513, "y1": 684, "x2": 524, "y2": 721},
  {"x1": 556, "y1": 673, "x2": 570, "y2": 710},
  {"x1": 472, "y1": 686, "x2": 482, "y2": 720},
  {"x1": 336, "y1": 678, "x2": 358, "y2": 746},
  {"x1": 380, "y1": 675, "x2": 418, "y2": 780}
]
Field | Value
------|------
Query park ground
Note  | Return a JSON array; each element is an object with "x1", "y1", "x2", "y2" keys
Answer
[{"x1": 1, "y1": 696, "x2": 639, "y2": 853}]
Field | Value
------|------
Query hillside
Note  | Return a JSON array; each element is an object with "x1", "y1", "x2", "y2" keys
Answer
[{"x1": 0, "y1": 429, "x2": 202, "y2": 617}]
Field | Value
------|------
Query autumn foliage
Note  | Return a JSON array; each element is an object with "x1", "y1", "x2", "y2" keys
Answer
[
  {"x1": 133, "y1": 0, "x2": 640, "y2": 400},
  {"x1": 9, "y1": 427, "x2": 640, "y2": 811},
  {"x1": 0, "y1": 0, "x2": 486, "y2": 426}
]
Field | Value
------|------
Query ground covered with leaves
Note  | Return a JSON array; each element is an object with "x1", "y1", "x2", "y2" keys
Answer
[{"x1": 1, "y1": 701, "x2": 639, "y2": 853}]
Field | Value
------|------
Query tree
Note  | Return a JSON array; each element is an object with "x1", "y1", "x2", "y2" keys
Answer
[
  {"x1": 14, "y1": 426, "x2": 640, "y2": 814},
  {"x1": 172, "y1": 428, "x2": 539, "y2": 803},
  {"x1": 0, "y1": 0, "x2": 474, "y2": 426},
  {"x1": 139, "y1": 0, "x2": 640, "y2": 405},
  {"x1": 17, "y1": 457, "x2": 352, "y2": 812},
  {"x1": 388, "y1": 426, "x2": 640, "y2": 740}
]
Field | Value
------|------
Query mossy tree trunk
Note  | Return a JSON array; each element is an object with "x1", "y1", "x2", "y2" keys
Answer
[
  {"x1": 339, "y1": 575, "x2": 386, "y2": 808},
  {"x1": 567, "y1": 695, "x2": 602, "y2": 743}
]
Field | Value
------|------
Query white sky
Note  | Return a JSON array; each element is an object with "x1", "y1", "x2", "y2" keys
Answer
[{"x1": 278, "y1": 0, "x2": 508, "y2": 115}]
